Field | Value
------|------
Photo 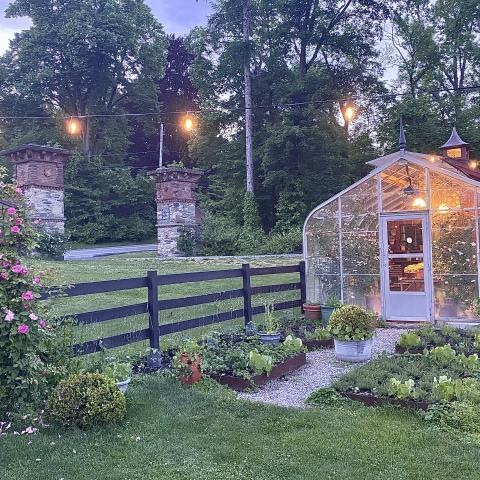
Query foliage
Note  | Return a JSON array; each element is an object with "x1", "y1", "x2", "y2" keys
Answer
[
  {"x1": 103, "y1": 362, "x2": 132, "y2": 383},
  {"x1": 0, "y1": 169, "x2": 69, "y2": 412},
  {"x1": 305, "y1": 387, "x2": 347, "y2": 406},
  {"x1": 36, "y1": 230, "x2": 69, "y2": 259},
  {"x1": 64, "y1": 153, "x2": 156, "y2": 243},
  {"x1": 427, "y1": 345, "x2": 457, "y2": 363},
  {"x1": 177, "y1": 226, "x2": 198, "y2": 256},
  {"x1": 388, "y1": 378, "x2": 417, "y2": 399},
  {"x1": 248, "y1": 350, "x2": 273, "y2": 376},
  {"x1": 334, "y1": 353, "x2": 480, "y2": 402},
  {"x1": 173, "y1": 340, "x2": 202, "y2": 378},
  {"x1": 48, "y1": 373, "x2": 126, "y2": 428},
  {"x1": 281, "y1": 335, "x2": 305, "y2": 355},
  {"x1": 262, "y1": 303, "x2": 279, "y2": 334},
  {"x1": 305, "y1": 327, "x2": 331, "y2": 341},
  {"x1": 260, "y1": 229, "x2": 302, "y2": 254},
  {"x1": 424, "y1": 401, "x2": 480, "y2": 436},
  {"x1": 328, "y1": 305, "x2": 374, "y2": 341},
  {"x1": 324, "y1": 297, "x2": 343, "y2": 308}
]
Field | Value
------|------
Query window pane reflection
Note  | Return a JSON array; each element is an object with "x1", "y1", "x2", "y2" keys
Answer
[{"x1": 389, "y1": 258, "x2": 424, "y2": 292}]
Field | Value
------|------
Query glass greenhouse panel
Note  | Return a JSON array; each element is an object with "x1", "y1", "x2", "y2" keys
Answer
[
  {"x1": 381, "y1": 162, "x2": 426, "y2": 212},
  {"x1": 430, "y1": 171, "x2": 475, "y2": 211},
  {"x1": 343, "y1": 275, "x2": 381, "y2": 313},
  {"x1": 305, "y1": 200, "x2": 340, "y2": 303},
  {"x1": 431, "y1": 211, "x2": 477, "y2": 274},
  {"x1": 340, "y1": 176, "x2": 377, "y2": 215},
  {"x1": 434, "y1": 274, "x2": 478, "y2": 320}
]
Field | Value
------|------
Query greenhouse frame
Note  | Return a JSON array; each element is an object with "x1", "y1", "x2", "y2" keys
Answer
[{"x1": 303, "y1": 128, "x2": 480, "y2": 324}]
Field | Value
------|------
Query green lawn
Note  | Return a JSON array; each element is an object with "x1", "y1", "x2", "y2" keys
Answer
[
  {"x1": 1, "y1": 375, "x2": 479, "y2": 480},
  {"x1": 34, "y1": 256, "x2": 302, "y2": 356}
]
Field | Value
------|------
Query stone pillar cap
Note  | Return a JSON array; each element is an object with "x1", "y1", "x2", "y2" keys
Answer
[{"x1": 0, "y1": 144, "x2": 71, "y2": 160}]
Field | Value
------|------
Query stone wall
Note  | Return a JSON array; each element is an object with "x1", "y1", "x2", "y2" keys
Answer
[{"x1": 24, "y1": 186, "x2": 65, "y2": 234}]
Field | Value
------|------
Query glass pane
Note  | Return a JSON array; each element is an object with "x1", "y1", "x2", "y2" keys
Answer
[
  {"x1": 434, "y1": 274, "x2": 478, "y2": 320},
  {"x1": 305, "y1": 200, "x2": 340, "y2": 303},
  {"x1": 340, "y1": 176, "x2": 377, "y2": 215},
  {"x1": 430, "y1": 171, "x2": 474, "y2": 211},
  {"x1": 389, "y1": 257, "x2": 424, "y2": 292},
  {"x1": 343, "y1": 275, "x2": 381, "y2": 313},
  {"x1": 342, "y1": 213, "x2": 379, "y2": 274},
  {"x1": 387, "y1": 219, "x2": 423, "y2": 254},
  {"x1": 431, "y1": 211, "x2": 477, "y2": 274},
  {"x1": 382, "y1": 162, "x2": 426, "y2": 212}
]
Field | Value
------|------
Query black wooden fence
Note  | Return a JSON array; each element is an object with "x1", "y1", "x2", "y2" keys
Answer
[{"x1": 50, "y1": 262, "x2": 306, "y2": 356}]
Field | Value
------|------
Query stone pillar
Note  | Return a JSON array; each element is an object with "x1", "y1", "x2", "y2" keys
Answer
[
  {"x1": 149, "y1": 167, "x2": 203, "y2": 257},
  {"x1": 1, "y1": 144, "x2": 71, "y2": 234}
]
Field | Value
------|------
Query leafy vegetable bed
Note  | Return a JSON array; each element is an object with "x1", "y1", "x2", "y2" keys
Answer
[
  {"x1": 396, "y1": 325, "x2": 480, "y2": 355},
  {"x1": 279, "y1": 317, "x2": 332, "y2": 350},
  {"x1": 333, "y1": 353, "x2": 480, "y2": 403},
  {"x1": 211, "y1": 352, "x2": 307, "y2": 391}
]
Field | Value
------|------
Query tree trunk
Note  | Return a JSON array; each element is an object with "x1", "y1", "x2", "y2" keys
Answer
[
  {"x1": 243, "y1": 0, "x2": 254, "y2": 194},
  {"x1": 82, "y1": 116, "x2": 92, "y2": 158}
]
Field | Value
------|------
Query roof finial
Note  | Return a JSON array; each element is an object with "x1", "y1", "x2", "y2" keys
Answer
[{"x1": 399, "y1": 117, "x2": 407, "y2": 152}]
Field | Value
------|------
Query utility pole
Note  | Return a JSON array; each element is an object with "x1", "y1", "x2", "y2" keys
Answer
[
  {"x1": 243, "y1": 0, "x2": 254, "y2": 194},
  {"x1": 159, "y1": 123, "x2": 164, "y2": 168}
]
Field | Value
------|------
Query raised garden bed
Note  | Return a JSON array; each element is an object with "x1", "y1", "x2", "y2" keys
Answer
[
  {"x1": 340, "y1": 391, "x2": 430, "y2": 410},
  {"x1": 210, "y1": 352, "x2": 307, "y2": 391},
  {"x1": 303, "y1": 338, "x2": 334, "y2": 350},
  {"x1": 394, "y1": 345, "x2": 423, "y2": 355}
]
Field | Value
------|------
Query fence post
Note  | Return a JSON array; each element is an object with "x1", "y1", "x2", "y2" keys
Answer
[
  {"x1": 242, "y1": 263, "x2": 253, "y2": 327},
  {"x1": 299, "y1": 260, "x2": 306, "y2": 313},
  {"x1": 146, "y1": 270, "x2": 162, "y2": 368}
]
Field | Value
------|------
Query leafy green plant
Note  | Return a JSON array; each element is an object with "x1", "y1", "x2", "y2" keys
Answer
[
  {"x1": 398, "y1": 332, "x2": 421, "y2": 350},
  {"x1": 324, "y1": 297, "x2": 343, "y2": 308},
  {"x1": 281, "y1": 335, "x2": 305, "y2": 355},
  {"x1": 248, "y1": 350, "x2": 273, "y2": 375},
  {"x1": 48, "y1": 373, "x2": 126, "y2": 428},
  {"x1": 425, "y1": 401, "x2": 480, "y2": 435},
  {"x1": 306, "y1": 388, "x2": 347, "y2": 406},
  {"x1": 456, "y1": 353, "x2": 479, "y2": 372},
  {"x1": 103, "y1": 362, "x2": 132, "y2": 382},
  {"x1": 262, "y1": 303, "x2": 279, "y2": 334},
  {"x1": 388, "y1": 378, "x2": 416, "y2": 399},
  {"x1": 432, "y1": 376, "x2": 457, "y2": 402},
  {"x1": 328, "y1": 305, "x2": 374, "y2": 341},
  {"x1": 427, "y1": 344, "x2": 457, "y2": 363},
  {"x1": 312, "y1": 327, "x2": 331, "y2": 341},
  {"x1": 173, "y1": 340, "x2": 202, "y2": 378}
]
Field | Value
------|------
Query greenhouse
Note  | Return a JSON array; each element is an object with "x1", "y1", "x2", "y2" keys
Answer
[{"x1": 303, "y1": 127, "x2": 480, "y2": 324}]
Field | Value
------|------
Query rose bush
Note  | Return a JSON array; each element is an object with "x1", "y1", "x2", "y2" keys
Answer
[{"x1": 0, "y1": 166, "x2": 70, "y2": 414}]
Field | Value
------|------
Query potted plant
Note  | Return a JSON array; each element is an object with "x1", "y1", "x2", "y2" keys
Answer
[
  {"x1": 328, "y1": 304, "x2": 375, "y2": 362},
  {"x1": 173, "y1": 340, "x2": 202, "y2": 386},
  {"x1": 258, "y1": 303, "x2": 281, "y2": 344},
  {"x1": 103, "y1": 361, "x2": 132, "y2": 393},
  {"x1": 303, "y1": 302, "x2": 322, "y2": 322},
  {"x1": 321, "y1": 297, "x2": 342, "y2": 326}
]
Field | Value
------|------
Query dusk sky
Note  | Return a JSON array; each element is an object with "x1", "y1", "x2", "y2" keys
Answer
[{"x1": 0, "y1": 0, "x2": 213, "y2": 53}]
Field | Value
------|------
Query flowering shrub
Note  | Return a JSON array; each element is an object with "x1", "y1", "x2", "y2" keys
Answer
[{"x1": 0, "y1": 166, "x2": 66, "y2": 413}]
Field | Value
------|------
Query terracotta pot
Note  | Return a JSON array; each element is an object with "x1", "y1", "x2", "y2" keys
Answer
[
  {"x1": 179, "y1": 353, "x2": 202, "y2": 385},
  {"x1": 303, "y1": 304, "x2": 322, "y2": 322}
]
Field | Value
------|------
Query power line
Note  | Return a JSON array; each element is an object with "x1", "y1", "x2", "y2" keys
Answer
[{"x1": 0, "y1": 84, "x2": 479, "y2": 121}]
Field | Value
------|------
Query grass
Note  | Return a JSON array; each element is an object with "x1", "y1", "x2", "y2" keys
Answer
[
  {"x1": 1, "y1": 375, "x2": 480, "y2": 480},
  {"x1": 33, "y1": 256, "x2": 303, "y2": 357}
]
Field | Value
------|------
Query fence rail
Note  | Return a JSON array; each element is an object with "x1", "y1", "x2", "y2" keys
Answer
[{"x1": 46, "y1": 262, "x2": 306, "y2": 356}]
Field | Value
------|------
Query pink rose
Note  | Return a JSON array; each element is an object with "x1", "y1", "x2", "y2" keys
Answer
[
  {"x1": 2, "y1": 261, "x2": 10, "y2": 268},
  {"x1": 20, "y1": 267, "x2": 29, "y2": 276},
  {"x1": 33, "y1": 276, "x2": 41, "y2": 285},
  {"x1": 5, "y1": 310, "x2": 14, "y2": 322},
  {"x1": 6, "y1": 207, "x2": 16, "y2": 215},
  {"x1": 17, "y1": 324, "x2": 29, "y2": 334},
  {"x1": 0, "y1": 272, "x2": 8, "y2": 280},
  {"x1": 11, "y1": 264, "x2": 23, "y2": 274},
  {"x1": 10, "y1": 226, "x2": 21, "y2": 234},
  {"x1": 38, "y1": 320, "x2": 46, "y2": 329},
  {"x1": 29, "y1": 313, "x2": 38, "y2": 321},
  {"x1": 15, "y1": 218, "x2": 23, "y2": 225},
  {"x1": 16, "y1": 188, "x2": 23, "y2": 196},
  {"x1": 21, "y1": 291, "x2": 34, "y2": 301}
]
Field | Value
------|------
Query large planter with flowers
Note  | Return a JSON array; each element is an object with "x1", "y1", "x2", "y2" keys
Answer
[{"x1": 328, "y1": 305, "x2": 375, "y2": 363}]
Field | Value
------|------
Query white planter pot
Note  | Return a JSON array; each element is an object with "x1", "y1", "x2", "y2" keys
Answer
[
  {"x1": 116, "y1": 377, "x2": 131, "y2": 394},
  {"x1": 334, "y1": 338, "x2": 373, "y2": 363}
]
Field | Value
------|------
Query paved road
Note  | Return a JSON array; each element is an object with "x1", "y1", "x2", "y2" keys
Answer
[{"x1": 64, "y1": 244, "x2": 157, "y2": 260}]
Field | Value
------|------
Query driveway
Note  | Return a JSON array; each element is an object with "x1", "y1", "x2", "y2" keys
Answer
[{"x1": 64, "y1": 243, "x2": 157, "y2": 260}]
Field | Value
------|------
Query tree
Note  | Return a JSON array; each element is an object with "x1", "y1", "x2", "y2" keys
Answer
[{"x1": 1, "y1": 0, "x2": 166, "y2": 156}]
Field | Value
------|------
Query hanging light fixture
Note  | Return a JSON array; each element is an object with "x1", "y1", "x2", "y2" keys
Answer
[{"x1": 412, "y1": 197, "x2": 427, "y2": 208}]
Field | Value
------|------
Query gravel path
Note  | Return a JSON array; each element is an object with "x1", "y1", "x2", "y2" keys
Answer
[{"x1": 238, "y1": 328, "x2": 405, "y2": 408}]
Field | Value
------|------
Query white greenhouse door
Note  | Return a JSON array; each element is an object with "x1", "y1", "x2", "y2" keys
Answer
[{"x1": 381, "y1": 214, "x2": 432, "y2": 322}]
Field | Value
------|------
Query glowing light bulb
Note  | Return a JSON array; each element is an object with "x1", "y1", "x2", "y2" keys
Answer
[
  {"x1": 429, "y1": 156, "x2": 435, "y2": 162},
  {"x1": 182, "y1": 115, "x2": 194, "y2": 132},
  {"x1": 469, "y1": 160, "x2": 477, "y2": 169},
  {"x1": 344, "y1": 105, "x2": 355, "y2": 123},
  {"x1": 412, "y1": 197, "x2": 427, "y2": 208},
  {"x1": 66, "y1": 118, "x2": 81, "y2": 135}
]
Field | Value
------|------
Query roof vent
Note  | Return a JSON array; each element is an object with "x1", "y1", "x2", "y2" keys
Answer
[{"x1": 440, "y1": 127, "x2": 470, "y2": 162}]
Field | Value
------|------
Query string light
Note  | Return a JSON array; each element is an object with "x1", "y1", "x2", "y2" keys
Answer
[{"x1": 66, "y1": 117, "x2": 81, "y2": 135}]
